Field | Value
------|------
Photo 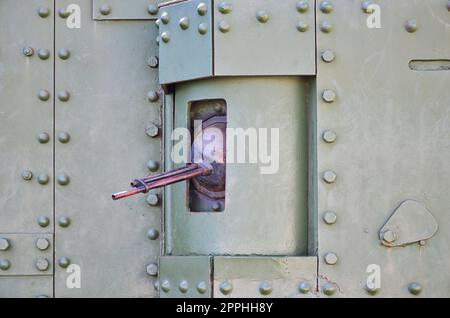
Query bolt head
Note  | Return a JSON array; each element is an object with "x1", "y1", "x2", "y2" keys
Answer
[
  {"x1": 146, "y1": 125, "x2": 159, "y2": 138},
  {"x1": 38, "y1": 132, "x2": 50, "y2": 144},
  {"x1": 58, "y1": 48, "x2": 71, "y2": 60},
  {"x1": 212, "y1": 202, "x2": 222, "y2": 211},
  {"x1": 179, "y1": 17, "x2": 190, "y2": 30},
  {"x1": 37, "y1": 216, "x2": 50, "y2": 227},
  {"x1": 322, "y1": 130, "x2": 337, "y2": 143},
  {"x1": 219, "y1": 281, "x2": 233, "y2": 295},
  {"x1": 147, "y1": 160, "x2": 159, "y2": 172},
  {"x1": 147, "y1": 90, "x2": 159, "y2": 102},
  {"x1": 218, "y1": 20, "x2": 231, "y2": 33},
  {"x1": 179, "y1": 280, "x2": 189, "y2": 293},
  {"x1": 322, "y1": 89, "x2": 336, "y2": 103},
  {"x1": 320, "y1": 20, "x2": 333, "y2": 33},
  {"x1": 58, "y1": 257, "x2": 71, "y2": 268},
  {"x1": 365, "y1": 283, "x2": 379, "y2": 295},
  {"x1": 161, "y1": 280, "x2": 170, "y2": 292},
  {"x1": 147, "y1": 4, "x2": 159, "y2": 15},
  {"x1": 57, "y1": 174, "x2": 70, "y2": 186},
  {"x1": 323, "y1": 170, "x2": 337, "y2": 184},
  {"x1": 146, "y1": 193, "x2": 160, "y2": 206},
  {"x1": 147, "y1": 228, "x2": 159, "y2": 240},
  {"x1": 218, "y1": 2, "x2": 232, "y2": 14},
  {"x1": 36, "y1": 238, "x2": 50, "y2": 251},
  {"x1": 58, "y1": 216, "x2": 71, "y2": 228},
  {"x1": 148, "y1": 56, "x2": 159, "y2": 68},
  {"x1": 38, "y1": 7, "x2": 50, "y2": 18},
  {"x1": 256, "y1": 10, "x2": 269, "y2": 23},
  {"x1": 296, "y1": 21, "x2": 309, "y2": 32},
  {"x1": 0, "y1": 259, "x2": 11, "y2": 271},
  {"x1": 37, "y1": 174, "x2": 50, "y2": 185},
  {"x1": 320, "y1": 1, "x2": 334, "y2": 13},
  {"x1": 321, "y1": 50, "x2": 335, "y2": 63},
  {"x1": 161, "y1": 31, "x2": 171, "y2": 43},
  {"x1": 21, "y1": 170, "x2": 33, "y2": 181},
  {"x1": 0, "y1": 238, "x2": 11, "y2": 251},
  {"x1": 361, "y1": 1, "x2": 375, "y2": 13},
  {"x1": 419, "y1": 240, "x2": 426, "y2": 246},
  {"x1": 198, "y1": 23, "x2": 208, "y2": 35},
  {"x1": 298, "y1": 281, "x2": 311, "y2": 294},
  {"x1": 197, "y1": 281, "x2": 207, "y2": 294},
  {"x1": 58, "y1": 8, "x2": 70, "y2": 18},
  {"x1": 323, "y1": 211, "x2": 337, "y2": 225},
  {"x1": 324, "y1": 252, "x2": 338, "y2": 265},
  {"x1": 259, "y1": 281, "x2": 272, "y2": 295},
  {"x1": 323, "y1": 282, "x2": 336, "y2": 296},
  {"x1": 160, "y1": 12, "x2": 170, "y2": 24},
  {"x1": 408, "y1": 282, "x2": 422, "y2": 295},
  {"x1": 38, "y1": 89, "x2": 50, "y2": 101},
  {"x1": 146, "y1": 263, "x2": 158, "y2": 276},
  {"x1": 37, "y1": 48, "x2": 50, "y2": 60},
  {"x1": 35, "y1": 257, "x2": 50, "y2": 271},
  {"x1": 405, "y1": 20, "x2": 418, "y2": 33},
  {"x1": 58, "y1": 132, "x2": 71, "y2": 144},
  {"x1": 23, "y1": 47, "x2": 34, "y2": 57},
  {"x1": 99, "y1": 4, "x2": 111, "y2": 16},
  {"x1": 197, "y1": 3, "x2": 208, "y2": 16},
  {"x1": 57, "y1": 90, "x2": 70, "y2": 102},
  {"x1": 382, "y1": 230, "x2": 396, "y2": 243},
  {"x1": 296, "y1": 1, "x2": 309, "y2": 13}
]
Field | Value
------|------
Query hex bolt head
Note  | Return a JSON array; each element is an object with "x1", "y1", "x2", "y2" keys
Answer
[
  {"x1": 147, "y1": 160, "x2": 159, "y2": 172},
  {"x1": 296, "y1": 21, "x2": 309, "y2": 32},
  {"x1": 323, "y1": 170, "x2": 337, "y2": 184},
  {"x1": 37, "y1": 48, "x2": 50, "y2": 60},
  {"x1": 161, "y1": 31, "x2": 171, "y2": 43},
  {"x1": 147, "y1": 228, "x2": 159, "y2": 240},
  {"x1": 58, "y1": 257, "x2": 71, "y2": 268},
  {"x1": 37, "y1": 132, "x2": 50, "y2": 144},
  {"x1": 218, "y1": 2, "x2": 232, "y2": 14},
  {"x1": 322, "y1": 130, "x2": 337, "y2": 143},
  {"x1": 259, "y1": 281, "x2": 272, "y2": 295},
  {"x1": 146, "y1": 193, "x2": 160, "y2": 206},
  {"x1": 320, "y1": 20, "x2": 333, "y2": 33},
  {"x1": 323, "y1": 282, "x2": 336, "y2": 296},
  {"x1": 323, "y1": 211, "x2": 337, "y2": 225},
  {"x1": 198, "y1": 23, "x2": 208, "y2": 35},
  {"x1": 320, "y1": 1, "x2": 334, "y2": 13},
  {"x1": 256, "y1": 10, "x2": 269, "y2": 23},
  {"x1": 146, "y1": 263, "x2": 158, "y2": 276},
  {"x1": 146, "y1": 125, "x2": 159, "y2": 138},
  {"x1": 179, "y1": 280, "x2": 189, "y2": 293},
  {"x1": 161, "y1": 280, "x2": 171, "y2": 292},
  {"x1": 21, "y1": 170, "x2": 33, "y2": 181},
  {"x1": 58, "y1": 8, "x2": 70, "y2": 18},
  {"x1": 147, "y1": 90, "x2": 159, "y2": 102},
  {"x1": 296, "y1": 1, "x2": 309, "y2": 13},
  {"x1": 58, "y1": 48, "x2": 71, "y2": 60},
  {"x1": 148, "y1": 56, "x2": 159, "y2": 68},
  {"x1": 197, "y1": 3, "x2": 208, "y2": 16},
  {"x1": 57, "y1": 174, "x2": 70, "y2": 186},
  {"x1": 321, "y1": 50, "x2": 335, "y2": 63},
  {"x1": 218, "y1": 20, "x2": 231, "y2": 33},
  {"x1": 324, "y1": 252, "x2": 338, "y2": 265},
  {"x1": 99, "y1": 4, "x2": 111, "y2": 16},
  {"x1": 382, "y1": 230, "x2": 396, "y2": 243},
  {"x1": 0, "y1": 259, "x2": 11, "y2": 271},
  {"x1": 197, "y1": 281, "x2": 207, "y2": 294},
  {"x1": 0, "y1": 238, "x2": 11, "y2": 251},
  {"x1": 38, "y1": 7, "x2": 50, "y2": 18},
  {"x1": 58, "y1": 216, "x2": 71, "y2": 228},
  {"x1": 212, "y1": 202, "x2": 222, "y2": 211},
  {"x1": 38, "y1": 89, "x2": 50, "y2": 101},
  {"x1": 219, "y1": 281, "x2": 233, "y2": 295},
  {"x1": 58, "y1": 132, "x2": 71, "y2": 144},
  {"x1": 405, "y1": 20, "x2": 418, "y2": 33},
  {"x1": 408, "y1": 282, "x2": 422, "y2": 295},
  {"x1": 322, "y1": 89, "x2": 336, "y2": 103},
  {"x1": 365, "y1": 283, "x2": 379, "y2": 295},
  {"x1": 23, "y1": 46, "x2": 34, "y2": 57},
  {"x1": 160, "y1": 12, "x2": 170, "y2": 24},
  {"x1": 37, "y1": 216, "x2": 50, "y2": 227},
  {"x1": 147, "y1": 4, "x2": 159, "y2": 16},
  {"x1": 179, "y1": 17, "x2": 190, "y2": 30},
  {"x1": 36, "y1": 238, "x2": 50, "y2": 251},
  {"x1": 37, "y1": 174, "x2": 50, "y2": 185},
  {"x1": 298, "y1": 281, "x2": 311, "y2": 294},
  {"x1": 57, "y1": 90, "x2": 70, "y2": 102},
  {"x1": 35, "y1": 258, "x2": 50, "y2": 271},
  {"x1": 361, "y1": 1, "x2": 375, "y2": 13}
]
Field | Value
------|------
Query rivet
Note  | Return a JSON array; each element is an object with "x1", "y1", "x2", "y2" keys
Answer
[
  {"x1": 147, "y1": 4, "x2": 159, "y2": 16},
  {"x1": 323, "y1": 170, "x2": 337, "y2": 184},
  {"x1": 381, "y1": 230, "x2": 396, "y2": 243},
  {"x1": 0, "y1": 259, "x2": 11, "y2": 271},
  {"x1": 146, "y1": 125, "x2": 160, "y2": 138},
  {"x1": 23, "y1": 46, "x2": 34, "y2": 57},
  {"x1": 179, "y1": 280, "x2": 189, "y2": 293},
  {"x1": 408, "y1": 282, "x2": 422, "y2": 295},
  {"x1": 320, "y1": 21, "x2": 333, "y2": 33},
  {"x1": 219, "y1": 281, "x2": 233, "y2": 295},
  {"x1": 99, "y1": 4, "x2": 111, "y2": 16},
  {"x1": 37, "y1": 48, "x2": 50, "y2": 60},
  {"x1": 58, "y1": 257, "x2": 71, "y2": 268},
  {"x1": 322, "y1": 89, "x2": 336, "y2": 103},
  {"x1": 21, "y1": 170, "x2": 33, "y2": 181},
  {"x1": 365, "y1": 283, "x2": 379, "y2": 295},
  {"x1": 38, "y1": 132, "x2": 50, "y2": 144},
  {"x1": 160, "y1": 12, "x2": 170, "y2": 24},
  {"x1": 0, "y1": 238, "x2": 11, "y2": 251},
  {"x1": 37, "y1": 216, "x2": 50, "y2": 227},
  {"x1": 419, "y1": 240, "x2": 426, "y2": 246},
  {"x1": 161, "y1": 280, "x2": 171, "y2": 292},
  {"x1": 146, "y1": 263, "x2": 158, "y2": 276},
  {"x1": 197, "y1": 3, "x2": 208, "y2": 16},
  {"x1": 324, "y1": 252, "x2": 338, "y2": 265},
  {"x1": 256, "y1": 10, "x2": 269, "y2": 23},
  {"x1": 296, "y1": 21, "x2": 309, "y2": 32},
  {"x1": 298, "y1": 281, "x2": 311, "y2": 294},
  {"x1": 405, "y1": 20, "x2": 418, "y2": 33},
  {"x1": 197, "y1": 281, "x2": 207, "y2": 294},
  {"x1": 156, "y1": 36, "x2": 160, "y2": 46},
  {"x1": 37, "y1": 174, "x2": 50, "y2": 185},
  {"x1": 361, "y1": 1, "x2": 375, "y2": 13},
  {"x1": 321, "y1": 50, "x2": 335, "y2": 63},
  {"x1": 323, "y1": 282, "x2": 336, "y2": 296},
  {"x1": 57, "y1": 174, "x2": 70, "y2": 186},
  {"x1": 147, "y1": 90, "x2": 159, "y2": 102},
  {"x1": 36, "y1": 238, "x2": 50, "y2": 251},
  {"x1": 179, "y1": 17, "x2": 190, "y2": 30},
  {"x1": 322, "y1": 130, "x2": 337, "y2": 143},
  {"x1": 58, "y1": 48, "x2": 71, "y2": 60},
  {"x1": 148, "y1": 56, "x2": 159, "y2": 68},
  {"x1": 320, "y1": 1, "x2": 334, "y2": 13},
  {"x1": 218, "y1": 20, "x2": 231, "y2": 33},
  {"x1": 198, "y1": 23, "x2": 208, "y2": 35},
  {"x1": 146, "y1": 193, "x2": 160, "y2": 206},
  {"x1": 155, "y1": 19, "x2": 161, "y2": 29},
  {"x1": 58, "y1": 132, "x2": 71, "y2": 144},
  {"x1": 147, "y1": 160, "x2": 159, "y2": 172},
  {"x1": 58, "y1": 216, "x2": 71, "y2": 228},
  {"x1": 212, "y1": 202, "x2": 221, "y2": 211},
  {"x1": 38, "y1": 89, "x2": 50, "y2": 101},
  {"x1": 296, "y1": 1, "x2": 309, "y2": 13},
  {"x1": 36, "y1": 295, "x2": 49, "y2": 298},
  {"x1": 147, "y1": 228, "x2": 159, "y2": 240},
  {"x1": 218, "y1": 2, "x2": 232, "y2": 14},
  {"x1": 161, "y1": 31, "x2": 171, "y2": 43},
  {"x1": 57, "y1": 90, "x2": 70, "y2": 102},
  {"x1": 323, "y1": 211, "x2": 337, "y2": 225},
  {"x1": 38, "y1": 7, "x2": 50, "y2": 18},
  {"x1": 35, "y1": 258, "x2": 50, "y2": 271},
  {"x1": 154, "y1": 280, "x2": 159, "y2": 291},
  {"x1": 58, "y1": 8, "x2": 70, "y2": 19},
  {"x1": 259, "y1": 281, "x2": 272, "y2": 295}
]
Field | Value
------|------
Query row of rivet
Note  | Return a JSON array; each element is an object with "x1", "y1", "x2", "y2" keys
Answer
[
  {"x1": 160, "y1": 279, "x2": 208, "y2": 294},
  {"x1": 96, "y1": 3, "x2": 160, "y2": 17},
  {"x1": 206, "y1": 280, "x2": 314, "y2": 296}
]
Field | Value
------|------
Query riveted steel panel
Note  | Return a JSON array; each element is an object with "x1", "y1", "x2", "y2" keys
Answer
[
  {"x1": 0, "y1": 0, "x2": 54, "y2": 233},
  {"x1": 167, "y1": 77, "x2": 308, "y2": 255},
  {"x1": 55, "y1": 0, "x2": 162, "y2": 297},
  {"x1": 92, "y1": 0, "x2": 164, "y2": 20},
  {"x1": 0, "y1": 234, "x2": 53, "y2": 276},
  {"x1": 0, "y1": 276, "x2": 53, "y2": 298},
  {"x1": 213, "y1": 257, "x2": 317, "y2": 298},
  {"x1": 158, "y1": 0, "x2": 213, "y2": 84},
  {"x1": 159, "y1": 256, "x2": 211, "y2": 298},
  {"x1": 316, "y1": 0, "x2": 450, "y2": 297},
  {"x1": 213, "y1": 0, "x2": 316, "y2": 76}
]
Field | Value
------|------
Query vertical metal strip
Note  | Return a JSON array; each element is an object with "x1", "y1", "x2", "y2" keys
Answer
[{"x1": 52, "y1": 0, "x2": 56, "y2": 298}]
